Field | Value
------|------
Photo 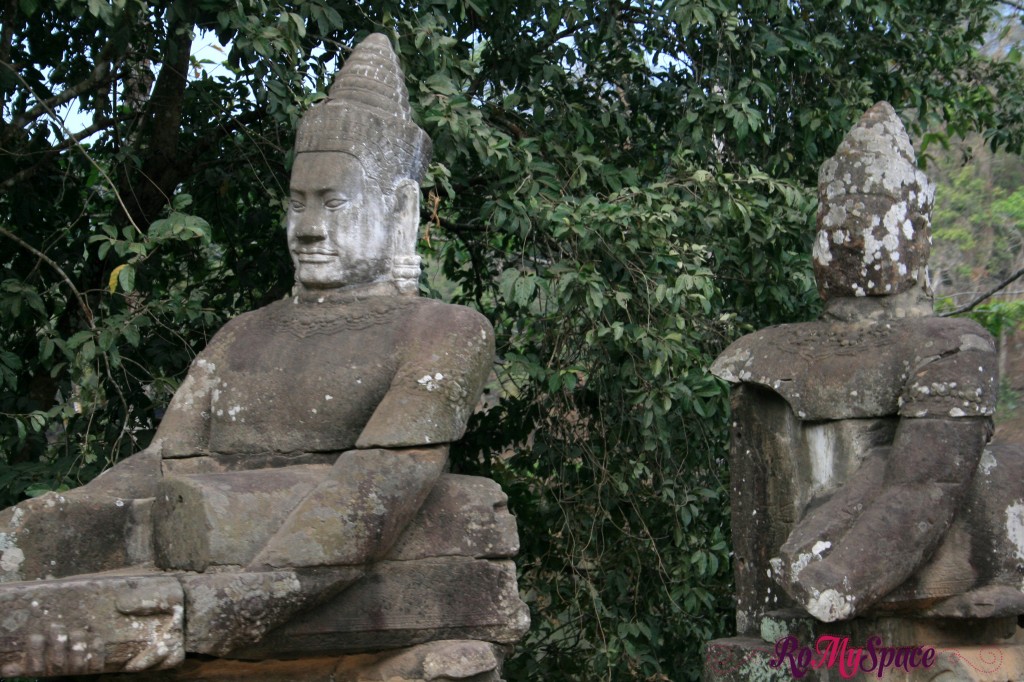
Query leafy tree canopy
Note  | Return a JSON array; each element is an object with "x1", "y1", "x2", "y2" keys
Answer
[{"x1": 2, "y1": 0, "x2": 1023, "y2": 679}]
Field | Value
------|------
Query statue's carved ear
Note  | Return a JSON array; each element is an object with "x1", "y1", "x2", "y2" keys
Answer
[
  {"x1": 391, "y1": 179, "x2": 420, "y2": 254},
  {"x1": 391, "y1": 179, "x2": 422, "y2": 295}
]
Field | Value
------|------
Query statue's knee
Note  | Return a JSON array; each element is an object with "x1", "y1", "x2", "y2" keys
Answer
[{"x1": 1, "y1": 491, "x2": 150, "y2": 581}]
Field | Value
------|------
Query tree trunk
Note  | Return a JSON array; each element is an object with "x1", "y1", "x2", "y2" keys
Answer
[{"x1": 116, "y1": 2, "x2": 195, "y2": 230}]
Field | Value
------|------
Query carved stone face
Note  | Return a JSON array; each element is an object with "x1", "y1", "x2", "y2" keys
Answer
[{"x1": 287, "y1": 151, "x2": 389, "y2": 289}]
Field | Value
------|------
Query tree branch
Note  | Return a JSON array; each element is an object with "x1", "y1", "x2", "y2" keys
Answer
[
  {"x1": 117, "y1": 4, "x2": 194, "y2": 228},
  {"x1": 0, "y1": 116, "x2": 116, "y2": 190},
  {"x1": 436, "y1": 215, "x2": 489, "y2": 310},
  {"x1": 7, "y1": 43, "x2": 120, "y2": 130},
  {"x1": 0, "y1": 225, "x2": 94, "y2": 327},
  {"x1": 2, "y1": 62, "x2": 143, "y2": 235},
  {"x1": 940, "y1": 267, "x2": 1024, "y2": 316},
  {"x1": 486, "y1": 107, "x2": 528, "y2": 140}
]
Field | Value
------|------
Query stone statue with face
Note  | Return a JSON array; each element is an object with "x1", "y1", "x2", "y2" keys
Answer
[
  {"x1": 711, "y1": 103, "x2": 1024, "y2": 634},
  {"x1": 147, "y1": 34, "x2": 489, "y2": 461},
  {"x1": 0, "y1": 34, "x2": 515, "y2": 675}
]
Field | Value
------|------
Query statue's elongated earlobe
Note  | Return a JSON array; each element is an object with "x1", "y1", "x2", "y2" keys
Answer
[{"x1": 391, "y1": 179, "x2": 421, "y2": 296}]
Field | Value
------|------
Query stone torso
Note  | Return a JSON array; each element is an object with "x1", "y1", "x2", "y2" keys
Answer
[
  {"x1": 157, "y1": 293, "x2": 494, "y2": 460},
  {"x1": 712, "y1": 313, "x2": 1001, "y2": 632},
  {"x1": 206, "y1": 297, "x2": 413, "y2": 454}
]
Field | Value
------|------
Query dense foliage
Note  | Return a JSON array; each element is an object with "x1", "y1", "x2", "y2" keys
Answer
[
  {"x1": 932, "y1": 139, "x2": 1024, "y2": 312},
  {"x1": 930, "y1": 136, "x2": 1024, "y2": 420},
  {"x1": 3, "y1": 1, "x2": 1023, "y2": 678}
]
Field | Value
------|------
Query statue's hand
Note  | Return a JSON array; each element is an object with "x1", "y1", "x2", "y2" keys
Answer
[
  {"x1": 0, "y1": 606, "x2": 180, "y2": 675},
  {"x1": 0, "y1": 624, "x2": 105, "y2": 677},
  {"x1": 248, "y1": 446, "x2": 447, "y2": 571},
  {"x1": 116, "y1": 587, "x2": 186, "y2": 672}
]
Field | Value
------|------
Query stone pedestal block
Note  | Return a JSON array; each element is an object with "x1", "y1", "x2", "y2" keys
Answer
[
  {"x1": 386, "y1": 474, "x2": 518, "y2": 561},
  {"x1": 234, "y1": 558, "x2": 529, "y2": 659},
  {"x1": 153, "y1": 466, "x2": 328, "y2": 571},
  {"x1": 180, "y1": 567, "x2": 366, "y2": 656}
]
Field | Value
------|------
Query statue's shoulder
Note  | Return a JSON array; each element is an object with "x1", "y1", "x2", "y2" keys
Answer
[
  {"x1": 213, "y1": 299, "x2": 287, "y2": 332},
  {"x1": 355, "y1": 299, "x2": 495, "y2": 449},
  {"x1": 711, "y1": 315, "x2": 998, "y2": 420},
  {"x1": 899, "y1": 316, "x2": 998, "y2": 419},
  {"x1": 404, "y1": 298, "x2": 495, "y2": 346},
  {"x1": 389, "y1": 298, "x2": 494, "y2": 394},
  {"x1": 712, "y1": 319, "x2": 879, "y2": 418},
  {"x1": 712, "y1": 315, "x2": 994, "y2": 384},
  {"x1": 711, "y1": 321, "x2": 822, "y2": 385},
  {"x1": 409, "y1": 297, "x2": 492, "y2": 324},
  {"x1": 182, "y1": 300, "x2": 288, "y2": 359},
  {"x1": 911, "y1": 315, "x2": 996, "y2": 352}
]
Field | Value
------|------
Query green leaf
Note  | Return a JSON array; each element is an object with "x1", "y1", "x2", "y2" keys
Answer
[
  {"x1": 171, "y1": 193, "x2": 193, "y2": 211},
  {"x1": 29, "y1": 412, "x2": 46, "y2": 432},
  {"x1": 25, "y1": 483, "x2": 54, "y2": 498},
  {"x1": 0, "y1": 350, "x2": 20, "y2": 371},
  {"x1": 66, "y1": 331, "x2": 93, "y2": 349},
  {"x1": 80, "y1": 339, "x2": 96, "y2": 362},
  {"x1": 288, "y1": 12, "x2": 306, "y2": 38},
  {"x1": 117, "y1": 264, "x2": 136, "y2": 293},
  {"x1": 122, "y1": 324, "x2": 140, "y2": 348}
]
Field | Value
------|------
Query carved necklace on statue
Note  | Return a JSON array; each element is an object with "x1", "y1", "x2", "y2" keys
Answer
[
  {"x1": 782, "y1": 321, "x2": 899, "y2": 359},
  {"x1": 268, "y1": 283, "x2": 419, "y2": 337}
]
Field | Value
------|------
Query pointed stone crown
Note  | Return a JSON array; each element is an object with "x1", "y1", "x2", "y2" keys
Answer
[
  {"x1": 294, "y1": 33, "x2": 432, "y2": 189},
  {"x1": 813, "y1": 102, "x2": 935, "y2": 300}
]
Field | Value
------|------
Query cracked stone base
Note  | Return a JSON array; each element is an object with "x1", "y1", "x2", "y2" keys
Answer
[{"x1": 95, "y1": 640, "x2": 508, "y2": 682}]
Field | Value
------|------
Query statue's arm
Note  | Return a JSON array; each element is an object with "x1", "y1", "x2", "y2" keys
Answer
[
  {"x1": 775, "y1": 416, "x2": 992, "y2": 621},
  {"x1": 151, "y1": 346, "x2": 224, "y2": 458},
  {"x1": 775, "y1": 343, "x2": 997, "y2": 620},
  {"x1": 80, "y1": 444, "x2": 162, "y2": 498},
  {"x1": 248, "y1": 305, "x2": 495, "y2": 571},
  {"x1": 356, "y1": 304, "x2": 495, "y2": 449},
  {"x1": 84, "y1": 326, "x2": 238, "y2": 497},
  {"x1": 81, "y1": 339, "x2": 228, "y2": 498}
]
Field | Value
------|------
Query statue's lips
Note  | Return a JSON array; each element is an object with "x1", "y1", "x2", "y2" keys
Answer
[{"x1": 295, "y1": 251, "x2": 339, "y2": 263}]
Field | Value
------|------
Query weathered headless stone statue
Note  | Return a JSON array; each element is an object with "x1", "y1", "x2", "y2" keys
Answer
[
  {"x1": 0, "y1": 34, "x2": 527, "y2": 680},
  {"x1": 705, "y1": 103, "x2": 1024, "y2": 680}
]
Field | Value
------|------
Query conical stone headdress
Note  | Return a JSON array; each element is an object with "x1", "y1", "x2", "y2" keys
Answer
[
  {"x1": 813, "y1": 102, "x2": 934, "y2": 300},
  {"x1": 294, "y1": 33, "x2": 432, "y2": 189}
]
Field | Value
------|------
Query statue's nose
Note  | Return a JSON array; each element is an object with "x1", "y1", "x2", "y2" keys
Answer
[{"x1": 293, "y1": 212, "x2": 328, "y2": 241}]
